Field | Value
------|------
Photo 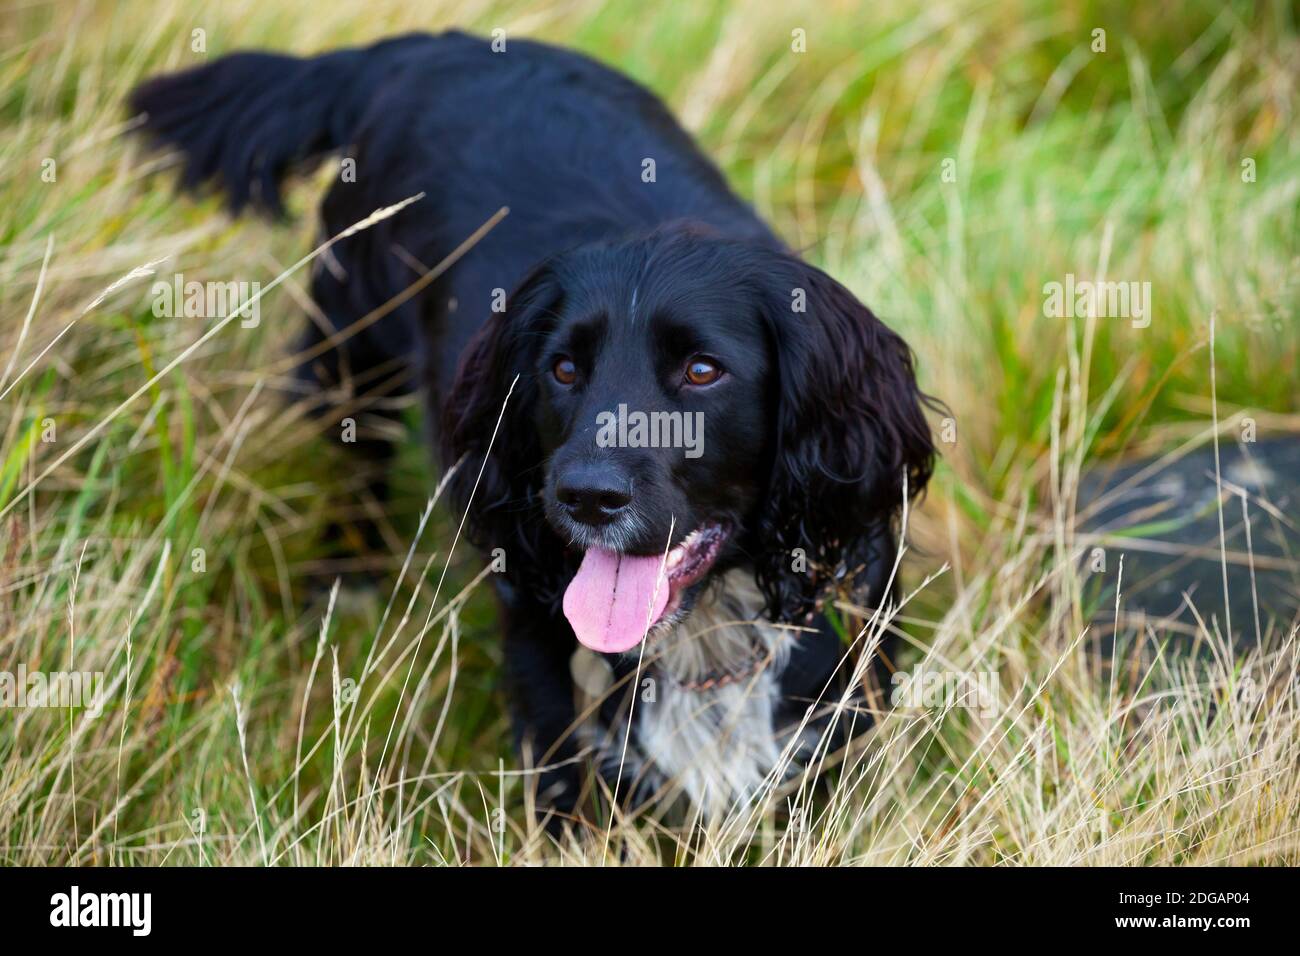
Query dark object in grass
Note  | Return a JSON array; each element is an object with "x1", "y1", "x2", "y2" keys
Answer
[
  {"x1": 128, "y1": 31, "x2": 937, "y2": 831},
  {"x1": 1079, "y1": 437, "x2": 1300, "y2": 651}
]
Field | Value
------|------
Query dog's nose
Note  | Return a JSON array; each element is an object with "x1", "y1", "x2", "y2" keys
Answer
[{"x1": 556, "y1": 464, "x2": 633, "y2": 526}]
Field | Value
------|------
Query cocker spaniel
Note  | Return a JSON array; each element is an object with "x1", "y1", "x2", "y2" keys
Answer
[{"x1": 131, "y1": 30, "x2": 936, "y2": 829}]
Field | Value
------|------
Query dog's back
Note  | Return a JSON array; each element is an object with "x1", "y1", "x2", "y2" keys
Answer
[{"x1": 131, "y1": 31, "x2": 776, "y2": 391}]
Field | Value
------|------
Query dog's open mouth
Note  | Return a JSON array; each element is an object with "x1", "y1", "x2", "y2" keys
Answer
[{"x1": 562, "y1": 522, "x2": 730, "y2": 654}]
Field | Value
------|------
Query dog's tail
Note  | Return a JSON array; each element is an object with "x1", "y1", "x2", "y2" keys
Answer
[{"x1": 129, "y1": 34, "x2": 427, "y2": 215}]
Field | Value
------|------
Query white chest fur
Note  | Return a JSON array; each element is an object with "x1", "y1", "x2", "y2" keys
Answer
[{"x1": 605, "y1": 571, "x2": 794, "y2": 817}]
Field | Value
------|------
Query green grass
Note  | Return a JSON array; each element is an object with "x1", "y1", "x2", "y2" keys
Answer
[{"x1": 0, "y1": 0, "x2": 1297, "y2": 865}]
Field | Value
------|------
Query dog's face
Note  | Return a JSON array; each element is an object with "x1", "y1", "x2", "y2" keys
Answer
[
  {"x1": 444, "y1": 226, "x2": 935, "y2": 651},
  {"x1": 533, "y1": 242, "x2": 773, "y2": 651}
]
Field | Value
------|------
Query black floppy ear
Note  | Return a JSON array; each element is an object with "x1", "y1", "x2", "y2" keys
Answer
[
  {"x1": 753, "y1": 253, "x2": 936, "y2": 621},
  {"x1": 441, "y1": 263, "x2": 568, "y2": 605}
]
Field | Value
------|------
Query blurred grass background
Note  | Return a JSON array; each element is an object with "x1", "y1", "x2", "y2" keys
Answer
[{"x1": 0, "y1": 0, "x2": 1296, "y2": 864}]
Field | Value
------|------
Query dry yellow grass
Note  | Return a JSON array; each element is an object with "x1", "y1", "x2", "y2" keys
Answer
[{"x1": 0, "y1": 0, "x2": 1296, "y2": 865}]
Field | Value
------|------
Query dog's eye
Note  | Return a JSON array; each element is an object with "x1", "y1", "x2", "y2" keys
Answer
[
  {"x1": 553, "y1": 356, "x2": 578, "y2": 385},
  {"x1": 684, "y1": 356, "x2": 723, "y2": 386}
]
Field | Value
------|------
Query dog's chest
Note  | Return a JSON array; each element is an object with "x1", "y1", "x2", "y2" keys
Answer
[{"x1": 573, "y1": 571, "x2": 793, "y2": 815}]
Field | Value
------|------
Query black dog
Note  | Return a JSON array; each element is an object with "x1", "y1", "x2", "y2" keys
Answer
[{"x1": 131, "y1": 31, "x2": 935, "y2": 827}]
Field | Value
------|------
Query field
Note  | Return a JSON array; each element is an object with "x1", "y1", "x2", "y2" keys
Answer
[{"x1": 0, "y1": 0, "x2": 1297, "y2": 865}]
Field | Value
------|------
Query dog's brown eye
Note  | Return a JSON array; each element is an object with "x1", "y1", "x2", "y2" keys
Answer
[
  {"x1": 553, "y1": 357, "x2": 577, "y2": 385},
  {"x1": 684, "y1": 357, "x2": 723, "y2": 386}
]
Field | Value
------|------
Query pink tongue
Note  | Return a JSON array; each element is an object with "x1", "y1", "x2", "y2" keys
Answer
[{"x1": 563, "y1": 549, "x2": 670, "y2": 653}]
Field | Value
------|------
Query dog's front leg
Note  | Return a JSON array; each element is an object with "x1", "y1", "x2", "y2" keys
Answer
[{"x1": 499, "y1": 602, "x2": 589, "y2": 834}]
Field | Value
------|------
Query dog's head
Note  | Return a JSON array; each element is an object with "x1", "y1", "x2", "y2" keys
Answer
[{"x1": 444, "y1": 225, "x2": 934, "y2": 653}]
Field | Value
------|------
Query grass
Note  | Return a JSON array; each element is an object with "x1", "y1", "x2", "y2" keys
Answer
[{"x1": 0, "y1": 0, "x2": 1297, "y2": 865}]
